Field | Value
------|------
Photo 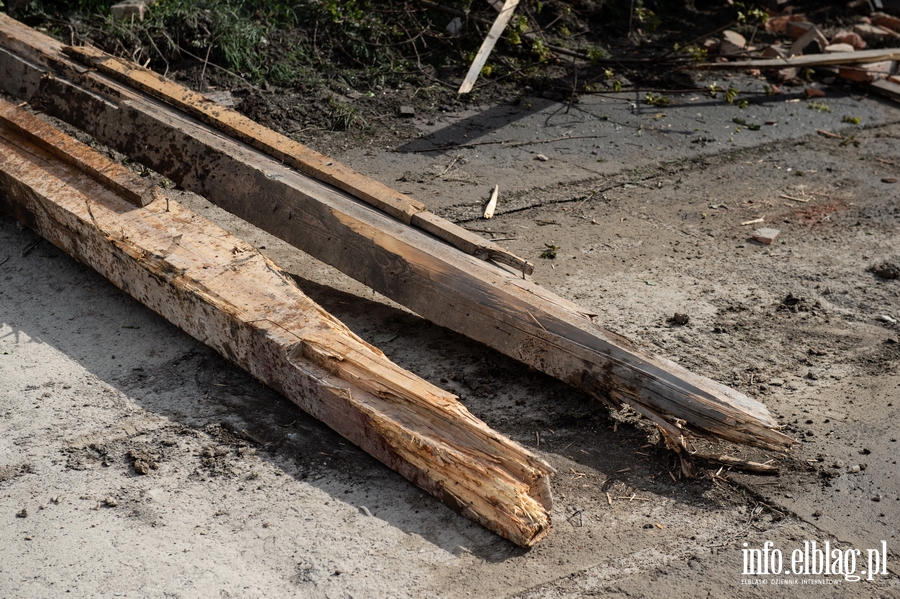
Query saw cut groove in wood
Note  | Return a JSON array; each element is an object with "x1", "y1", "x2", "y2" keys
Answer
[
  {"x1": 0, "y1": 99, "x2": 554, "y2": 548},
  {"x1": 61, "y1": 43, "x2": 533, "y2": 276},
  {"x1": 0, "y1": 14, "x2": 794, "y2": 453}
]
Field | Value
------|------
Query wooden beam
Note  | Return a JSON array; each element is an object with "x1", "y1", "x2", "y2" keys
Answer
[
  {"x1": 0, "y1": 100, "x2": 154, "y2": 207},
  {"x1": 685, "y1": 48, "x2": 900, "y2": 70},
  {"x1": 458, "y1": 0, "x2": 521, "y2": 94},
  {"x1": 62, "y1": 44, "x2": 533, "y2": 276},
  {"x1": 867, "y1": 77, "x2": 900, "y2": 103},
  {"x1": 0, "y1": 14, "x2": 794, "y2": 452},
  {"x1": 0, "y1": 99, "x2": 554, "y2": 547}
]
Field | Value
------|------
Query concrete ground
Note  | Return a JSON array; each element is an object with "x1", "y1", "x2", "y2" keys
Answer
[{"x1": 2, "y1": 76, "x2": 900, "y2": 598}]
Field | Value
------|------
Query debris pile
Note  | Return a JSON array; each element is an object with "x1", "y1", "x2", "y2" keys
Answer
[{"x1": 691, "y1": 2, "x2": 900, "y2": 102}]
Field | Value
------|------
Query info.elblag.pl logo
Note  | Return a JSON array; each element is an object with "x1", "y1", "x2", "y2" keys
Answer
[{"x1": 742, "y1": 540, "x2": 889, "y2": 584}]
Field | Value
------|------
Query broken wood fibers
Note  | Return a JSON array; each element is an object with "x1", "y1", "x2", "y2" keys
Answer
[
  {"x1": 62, "y1": 44, "x2": 533, "y2": 277},
  {"x1": 0, "y1": 99, "x2": 554, "y2": 547},
  {"x1": 0, "y1": 14, "x2": 794, "y2": 453}
]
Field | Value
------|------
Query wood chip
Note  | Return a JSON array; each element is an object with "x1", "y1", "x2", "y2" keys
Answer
[{"x1": 483, "y1": 184, "x2": 499, "y2": 219}]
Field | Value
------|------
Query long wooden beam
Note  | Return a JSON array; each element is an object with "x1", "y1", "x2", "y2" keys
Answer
[
  {"x1": 61, "y1": 44, "x2": 533, "y2": 276},
  {"x1": 686, "y1": 48, "x2": 900, "y2": 70},
  {"x1": 0, "y1": 14, "x2": 794, "y2": 452},
  {"x1": 0, "y1": 99, "x2": 554, "y2": 547}
]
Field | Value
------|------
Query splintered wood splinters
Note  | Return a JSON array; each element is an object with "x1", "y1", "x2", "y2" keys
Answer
[{"x1": 484, "y1": 184, "x2": 499, "y2": 219}]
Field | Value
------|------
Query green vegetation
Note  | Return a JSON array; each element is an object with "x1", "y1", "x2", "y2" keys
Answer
[
  {"x1": 14, "y1": 0, "x2": 638, "y2": 94},
  {"x1": 8, "y1": 0, "x2": 802, "y2": 113},
  {"x1": 732, "y1": 118, "x2": 760, "y2": 130},
  {"x1": 644, "y1": 92, "x2": 670, "y2": 107}
]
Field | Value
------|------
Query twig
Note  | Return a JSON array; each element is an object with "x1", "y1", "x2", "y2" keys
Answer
[
  {"x1": 693, "y1": 452, "x2": 780, "y2": 475},
  {"x1": 526, "y1": 310, "x2": 547, "y2": 331},
  {"x1": 780, "y1": 194, "x2": 809, "y2": 203},
  {"x1": 419, "y1": 1, "x2": 683, "y2": 64},
  {"x1": 416, "y1": 134, "x2": 605, "y2": 153},
  {"x1": 0, "y1": 255, "x2": 9, "y2": 267},
  {"x1": 569, "y1": 467, "x2": 586, "y2": 479},
  {"x1": 458, "y1": 0, "x2": 521, "y2": 94},
  {"x1": 434, "y1": 154, "x2": 462, "y2": 179},
  {"x1": 199, "y1": 43, "x2": 212, "y2": 89},
  {"x1": 816, "y1": 129, "x2": 844, "y2": 139},
  {"x1": 741, "y1": 217, "x2": 764, "y2": 226},
  {"x1": 566, "y1": 55, "x2": 577, "y2": 115},
  {"x1": 20, "y1": 238, "x2": 42, "y2": 257},
  {"x1": 628, "y1": 0, "x2": 635, "y2": 38},
  {"x1": 566, "y1": 509, "x2": 584, "y2": 527}
]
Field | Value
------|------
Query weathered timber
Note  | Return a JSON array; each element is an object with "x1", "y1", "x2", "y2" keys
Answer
[
  {"x1": 867, "y1": 77, "x2": 900, "y2": 103},
  {"x1": 0, "y1": 99, "x2": 554, "y2": 547},
  {"x1": 0, "y1": 15, "x2": 795, "y2": 452},
  {"x1": 685, "y1": 48, "x2": 900, "y2": 70},
  {"x1": 62, "y1": 43, "x2": 533, "y2": 276},
  {"x1": 0, "y1": 100, "x2": 154, "y2": 207},
  {"x1": 458, "y1": 0, "x2": 521, "y2": 94}
]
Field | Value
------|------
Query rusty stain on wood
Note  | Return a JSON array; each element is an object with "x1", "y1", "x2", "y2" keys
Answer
[{"x1": 0, "y1": 98, "x2": 554, "y2": 547}]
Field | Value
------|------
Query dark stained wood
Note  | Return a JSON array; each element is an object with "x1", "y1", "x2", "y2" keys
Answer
[
  {"x1": 0, "y1": 14, "x2": 794, "y2": 453},
  {"x1": 0, "y1": 99, "x2": 554, "y2": 547},
  {"x1": 62, "y1": 43, "x2": 533, "y2": 275}
]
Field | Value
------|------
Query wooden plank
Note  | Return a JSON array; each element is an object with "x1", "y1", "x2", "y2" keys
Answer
[
  {"x1": 0, "y1": 15, "x2": 794, "y2": 452},
  {"x1": 686, "y1": 48, "x2": 900, "y2": 70},
  {"x1": 62, "y1": 44, "x2": 425, "y2": 224},
  {"x1": 458, "y1": 0, "x2": 521, "y2": 94},
  {"x1": 62, "y1": 43, "x2": 533, "y2": 275},
  {"x1": 867, "y1": 77, "x2": 900, "y2": 103},
  {"x1": 0, "y1": 99, "x2": 554, "y2": 547},
  {"x1": 0, "y1": 100, "x2": 154, "y2": 207}
]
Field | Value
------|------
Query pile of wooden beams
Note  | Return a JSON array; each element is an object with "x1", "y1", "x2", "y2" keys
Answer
[
  {"x1": 0, "y1": 98, "x2": 555, "y2": 547},
  {"x1": 0, "y1": 14, "x2": 794, "y2": 544}
]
